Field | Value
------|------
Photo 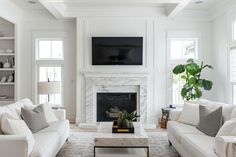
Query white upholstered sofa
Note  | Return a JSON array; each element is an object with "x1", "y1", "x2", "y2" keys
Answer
[
  {"x1": 0, "y1": 98, "x2": 70, "y2": 157},
  {"x1": 167, "y1": 99, "x2": 236, "y2": 157}
]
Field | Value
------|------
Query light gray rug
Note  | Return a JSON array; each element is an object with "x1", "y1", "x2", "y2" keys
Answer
[{"x1": 57, "y1": 131, "x2": 180, "y2": 157}]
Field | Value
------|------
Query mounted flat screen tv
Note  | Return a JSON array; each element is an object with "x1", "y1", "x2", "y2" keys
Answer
[{"x1": 92, "y1": 37, "x2": 143, "y2": 65}]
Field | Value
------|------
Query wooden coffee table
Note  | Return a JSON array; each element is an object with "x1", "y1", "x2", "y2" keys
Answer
[{"x1": 94, "y1": 122, "x2": 149, "y2": 157}]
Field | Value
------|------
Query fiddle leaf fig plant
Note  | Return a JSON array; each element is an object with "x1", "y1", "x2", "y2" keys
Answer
[{"x1": 173, "y1": 59, "x2": 213, "y2": 101}]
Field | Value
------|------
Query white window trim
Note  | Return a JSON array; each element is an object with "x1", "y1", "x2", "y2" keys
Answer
[
  {"x1": 166, "y1": 30, "x2": 201, "y2": 106},
  {"x1": 32, "y1": 31, "x2": 66, "y2": 105}
]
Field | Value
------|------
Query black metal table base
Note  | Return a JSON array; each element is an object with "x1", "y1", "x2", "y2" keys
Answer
[{"x1": 94, "y1": 146, "x2": 149, "y2": 157}]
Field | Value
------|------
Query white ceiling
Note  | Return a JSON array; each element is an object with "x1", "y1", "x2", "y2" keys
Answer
[
  {"x1": 9, "y1": 0, "x2": 224, "y2": 18},
  {"x1": 186, "y1": 0, "x2": 222, "y2": 10},
  {"x1": 10, "y1": 0, "x2": 45, "y2": 10}
]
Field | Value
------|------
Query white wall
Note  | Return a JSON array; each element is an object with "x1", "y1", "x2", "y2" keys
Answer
[
  {"x1": 19, "y1": 10, "x2": 76, "y2": 121},
  {"x1": 211, "y1": 3, "x2": 236, "y2": 103},
  {"x1": 76, "y1": 15, "x2": 213, "y2": 124}
]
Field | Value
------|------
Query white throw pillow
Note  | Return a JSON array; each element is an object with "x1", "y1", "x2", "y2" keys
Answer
[
  {"x1": 178, "y1": 102, "x2": 199, "y2": 126},
  {"x1": 1, "y1": 113, "x2": 35, "y2": 155},
  {"x1": 217, "y1": 119, "x2": 236, "y2": 136},
  {"x1": 231, "y1": 107, "x2": 236, "y2": 119},
  {"x1": 24, "y1": 103, "x2": 58, "y2": 123}
]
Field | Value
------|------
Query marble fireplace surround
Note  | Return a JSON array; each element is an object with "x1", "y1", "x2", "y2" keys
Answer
[{"x1": 84, "y1": 73, "x2": 148, "y2": 124}]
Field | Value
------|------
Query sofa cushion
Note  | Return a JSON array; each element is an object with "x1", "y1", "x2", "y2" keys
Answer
[
  {"x1": 167, "y1": 121, "x2": 204, "y2": 143},
  {"x1": 31, "y1": 132, "x2": 59, "y2": 157},
  {"x1": 0, "y1": 106, "x2": 20, "y2": 134},
  {"x1": 37, "y1": 120, "x2": 69, "y2": 137},
  {"x1": 181, "y1": 134, "x2": 217, "y2": 157},
  {"x1": 178, "y1": 102, "x2": 199, "y2": 126},
  {"x1": 196, "y1": 105, "x2": 222, "y2": 137},
  {"x1": 217, "y1": 119, "x2": 236, "y2": 136},
  {"x1": 21, "y1": 104, "x2": 49, "y2": 133},
  {"x1": 6, "y1": 98, "x2": 35, "y2": 118}
]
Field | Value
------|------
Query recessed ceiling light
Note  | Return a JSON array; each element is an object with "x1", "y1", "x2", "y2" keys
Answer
[
  {"x1": 28, "y1": 0, "x2": 37, "y2": 4},
  {"x1": 195, "y1": 0, "x2": 204, "y2": 4}
]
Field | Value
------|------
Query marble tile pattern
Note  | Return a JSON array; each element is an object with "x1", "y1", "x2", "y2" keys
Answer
[
  {"x1": 85, "y1": 75, "x2": 147, "y2": 123},
  {"x1": 94, "y1": 122, "x2": 149, "y2": 147}
]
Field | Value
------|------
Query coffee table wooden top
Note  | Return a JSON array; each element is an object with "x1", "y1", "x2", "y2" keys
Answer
[{"x1": 94, "y1": 122, "x2": 149, "y2": 147}]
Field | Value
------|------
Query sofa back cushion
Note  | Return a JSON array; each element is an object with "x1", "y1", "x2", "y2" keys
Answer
[
  {"x1": 197, "y1": 99, "x2": 235, "y2": 122},
  {"x1": 178, "y1": 102, "x2": 199, "y2": 126},
  {"x1": 0, "y1": 98, "x2": 35, "y2": 133},
  {"x1": 217, "y1": 119, "x2": 236, "y2": 136}
]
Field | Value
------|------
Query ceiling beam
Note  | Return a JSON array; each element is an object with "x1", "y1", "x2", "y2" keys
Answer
[
  {"x1": 38, "y1": 0, "x2": 64, "y2": 19},
  {"x1": 167, "y1": 0, "x2": 192, "y2": 18},
  {"x1": 45, "y1": 0, "x2": 183, "y2": 4}
]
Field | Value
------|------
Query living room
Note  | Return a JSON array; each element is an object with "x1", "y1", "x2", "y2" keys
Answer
[{"x1": 0, "y1": 0, "x2": 235, "y2": 157}]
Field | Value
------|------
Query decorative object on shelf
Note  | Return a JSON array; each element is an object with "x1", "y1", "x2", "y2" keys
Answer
[
  {"x1": 7, "y1": 75, "x2": 13, "y2": 82},
  {"x1": 0, "y1": 76, "x2": 7, "y2": 82},
  {"x1": 0, "y1": 62, "x2": 3, "y2": 68},
  {"x1": 5, "y1": 49, "x2": 13, "y2": 53},
  {"x1": 173, "y1": 59, "x2": 213, "y2": 101},
  {"x1": 3, "y1": 59, "x2": 11, "y2": 68},
  {"x1": 112, "y1": 110, "x2": 139, "y2": 133},
  {"x1": 12, "y1": 58, "x2": 15, "y2": 68},
  {"x1": 38, "y1": 78, "x2": 61, "y2": 103},
  {"x1": 160, "y1": 108, "x2": 170, "y2": 129},
  {"x1": 12, "y1": 72, "x2": 14, "y2": 82}
]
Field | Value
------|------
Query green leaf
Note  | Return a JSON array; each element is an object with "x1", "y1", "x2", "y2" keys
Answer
[
  {"x1": 186, "y1": 63, "x2": 200, "y2": 75},
  {"x1": 202, "y1": 79, "x2": 213, "y2": 90},
  {"x1": 173, "y1": 65, "x2": 185, "y2": 74},
  {"x1": 195, "y1": 87, "x2": 202, "y2": 98},
  {"x1": 187, "y1": 59, "x2": 194, "y2": 63},
  {"x1": 189, "y1": 77, "x2": 197, "y2": 84}
]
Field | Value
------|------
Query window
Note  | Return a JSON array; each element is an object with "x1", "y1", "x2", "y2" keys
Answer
[
  {"x1": 170, "y1": 38, "x2": 198, "y2": 60},
  {"x1": 38, "y1": 40, "x2": 63, "y2": 59},
  {"x1": 168, "y1": 38, "x2": 199, "y2": 106},
  {"x1": 35, "y1": 38, "x2": 64, "y2": 106}
]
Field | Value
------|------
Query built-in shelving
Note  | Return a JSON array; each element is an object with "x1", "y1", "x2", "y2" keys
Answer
[
  {"x1": 0, "y1": 53, "x2": 15, "y2": 56},
  {"x1": 0, "y1": 68, "x2": 14, "y2": 71},
  {"x1": 0, "y1": 82, "x2": 15, "y2": 85},
  {"x1": 0, "y1": 17, "x2": 16, "y2": 106},
  {"x1": 0, "y1": 37, "x2": 14, "y2": 40}
]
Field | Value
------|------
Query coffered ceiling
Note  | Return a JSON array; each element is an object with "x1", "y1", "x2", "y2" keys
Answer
[{"x1": 10, "y1": 0, "x2": 225, "y2": 19}]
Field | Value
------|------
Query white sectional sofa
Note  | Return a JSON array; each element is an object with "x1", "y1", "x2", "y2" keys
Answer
[
  {"x1": 0, "y1": 99, "x2": 70, "y2": 157},
  {"x1": 167, "y1": 99, "x2": 236, "y2": 157}
]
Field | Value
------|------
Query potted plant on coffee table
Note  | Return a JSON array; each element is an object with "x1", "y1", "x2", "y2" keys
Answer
[{"x1": 112, "y1": 110, "x2": 139, "y2": 133}]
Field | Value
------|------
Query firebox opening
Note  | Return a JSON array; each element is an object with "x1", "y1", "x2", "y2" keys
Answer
[{"x1": 97, "y1": 92, "x2": 137, "y2": 122}]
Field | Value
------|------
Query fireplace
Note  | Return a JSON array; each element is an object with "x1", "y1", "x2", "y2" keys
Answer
[{"x1": 97, "y1": 93, "x2": 137, "y2": 122}]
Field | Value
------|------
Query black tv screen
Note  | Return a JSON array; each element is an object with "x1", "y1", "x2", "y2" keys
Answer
[{"x1": 92, "y1": 37, "x2": 143, "y2": 65}]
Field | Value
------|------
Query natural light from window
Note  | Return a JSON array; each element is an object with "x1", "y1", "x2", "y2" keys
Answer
[
  {"x1": 170, "y1": 39, "x2": 198, "y2": 60},
  {"x1": 38, "y1": 66, "x2": 62, "y2": 105},
  {"x1": 38, "y1": 40, "x2": 63, "y2": 59}
]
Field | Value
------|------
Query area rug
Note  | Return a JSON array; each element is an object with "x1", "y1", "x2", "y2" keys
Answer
[{"x1": 57, "y1": 131, "x2": 180, "y2": 157}]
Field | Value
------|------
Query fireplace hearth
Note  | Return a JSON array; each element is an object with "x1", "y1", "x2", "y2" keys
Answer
[{"x1": 97, "y1": 93, "x2": 137, "y2": 122}]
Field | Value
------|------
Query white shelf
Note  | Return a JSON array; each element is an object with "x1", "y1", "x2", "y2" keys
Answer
[
  {"x1": 0, "y1": 37, "x2": 14, "y2": 40},
  {"x1": 0, "y1": 82, "x2": 15, "y2": 85},
  {"x1": 0, "y1": 68, "x2": 14, "y2": 71},
  {"x1": 0, "y1": 53, "x2": 15, "y2": 56}
]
